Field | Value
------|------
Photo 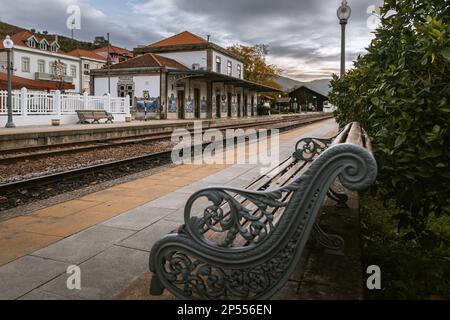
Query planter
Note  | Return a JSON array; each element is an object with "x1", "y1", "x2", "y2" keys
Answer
[
  {"x1": 125, "y1": 116, "x2": 132, "y2": 123},
  {"x1": 52, "y1": 119, "x2": 61, "y2": 126}
]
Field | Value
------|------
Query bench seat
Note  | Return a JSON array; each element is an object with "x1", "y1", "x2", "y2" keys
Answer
[{"x1": 76, "y1": 110, "x2": 114, "y2": 124}]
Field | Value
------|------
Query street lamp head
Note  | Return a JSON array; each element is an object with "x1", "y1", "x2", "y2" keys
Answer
[
  {"x1": 3, "y1": 35, "x2": 14, "y2": 50},
  {"x1": 337, "y1": 0, "x2": 352, "y2": 22}
]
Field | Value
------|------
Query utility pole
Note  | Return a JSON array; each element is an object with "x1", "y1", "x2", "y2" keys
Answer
[{"x1": 107, "y1": 33, "x2": 111, "y2": 94}]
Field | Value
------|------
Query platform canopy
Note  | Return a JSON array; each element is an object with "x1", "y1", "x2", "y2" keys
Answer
[{"x1": 168, "y1": 70, "x2": 282, "y2": 93}]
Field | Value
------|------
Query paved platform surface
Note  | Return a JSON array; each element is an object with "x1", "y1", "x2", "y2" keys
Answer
[{"x1": 0, "y1": 119, "x2": 338, "y2": 300}]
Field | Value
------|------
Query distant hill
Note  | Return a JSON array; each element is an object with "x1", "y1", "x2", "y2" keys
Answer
[
  {"x1": 274, "y1": 75, "x2": 331, "y2": 97},
  {"x1": 0, "y1": 20, "x2": 102, "y2": 52}
]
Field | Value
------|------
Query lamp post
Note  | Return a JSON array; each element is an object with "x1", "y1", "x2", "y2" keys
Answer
[
  {"x1": 337, "y1": 0, "x2": 352, "y2": 77},
  {"x1": 3, "y1": 35, "x2": 15, "y2": 128}
]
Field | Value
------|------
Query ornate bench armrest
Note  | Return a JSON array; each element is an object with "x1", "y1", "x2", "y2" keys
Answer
[
  {"x1": 181, "y1": 185, "x2": 296, "y2": 250},
  {"x1": 293, "y1": 129, "x2": 344, "y2": 161}
]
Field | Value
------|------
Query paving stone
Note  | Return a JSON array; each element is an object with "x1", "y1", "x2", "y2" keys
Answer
[
  {"x1": 0, "y1": 255, "x2": 68, "y2": 300},
  {"x1": 32, "y1": 225, "x2": 135, "y2": 264},
  {"x1": 144, "y1": 192, "x2": 192, "y2": 210},
  {"x1": 165, "y1": 197, "x2": 213, "y2": 224},
  {"x1": 176, "y1": 181, "x2": 216, "y2": 195},
  {"x1": 119, "y1": 220, "x2": 181, "y2": 252},
  {"x1": 115, "y1": 272, "x2": 176, "y2": 300},
  {"x1": 0, "y1": 230, "x2": 61, "y2": 267},
  {"x1": 101, "y1": 206, "x2": 175, "y2": 231},
  {"x1": 39, "y1": 246, "x2": 149, "y2": 300},
  {"x1": 18, "y1": 290, "x2": 76, "y2": 300},
  {"x1": 272, "y1": 281, "x2": 300, "y2": 300}
]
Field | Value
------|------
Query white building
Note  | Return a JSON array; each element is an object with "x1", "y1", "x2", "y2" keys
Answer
[
  {"x1": 0, "y1": 31, "x2": 82, "y2": 92},
  {"x1": 91, "y1": 31, "x2": 280, "y2": 120},
  {"x1": 66, "y1": 49, "x2": 107, "y2": 93}
]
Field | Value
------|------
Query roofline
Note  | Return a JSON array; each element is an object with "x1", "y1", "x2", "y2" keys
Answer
[
  {"x1": 288, "y1": 85, "x2": 329, "y2": 99},
  {"x1": 167, "y1": 70, "x2": 282, "y2": 92},
  {"x1": 134, "y1": 43, "x2": 244, "y2": 63},
  {"x1": 7, "y1": 44, "x2": 80, "y2": 61},
  {"x1": 148, "y1": 31, "x2": 207, "y2": 48},
  {"x1": 90, "y1": 67, "x2": 164, "y2": 76}
]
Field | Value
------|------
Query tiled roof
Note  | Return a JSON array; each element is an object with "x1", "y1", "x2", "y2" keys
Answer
[
  {"x1": 0, "y1": 72, "x2": 75, "y2": 91},
  {"x1": 66, "y1": 49, "x2": 107, "y2": 61},
  {"x1": 0, "y1": 31, "x2": 57, "y2": 49},
  {"x1": 106, "y1": 53, "x2": 189, "y2": 70},
  {"x1": 94, "y1": 45, "x2": 134, "y2": 57},
  {"x1": 148, "y1": 31, "x2": 208, "y2": 48}
]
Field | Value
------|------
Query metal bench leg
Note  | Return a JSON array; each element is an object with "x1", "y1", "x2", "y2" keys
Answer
[
  {"x1": 311, "y1": 224, "x2": 345, "y2": 256},
  {"x1": 327, "y1": 187, "x2": 349, "y2": 208},
  {"x1": 150, "y1": 273, "x2": 165, "y2": 296}
]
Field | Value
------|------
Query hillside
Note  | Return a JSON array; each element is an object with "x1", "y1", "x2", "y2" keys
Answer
[
  {"x1": 274, "y1": 75, "x2": 331, "y2": 96},
  {"x1": 0, "y1": 20, "x2": 102, "y2": 52}
]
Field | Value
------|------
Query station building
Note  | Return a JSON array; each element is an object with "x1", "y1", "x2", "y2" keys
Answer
[{"x1": 90, "y1": 31, "x2": 280, "y2": 120}]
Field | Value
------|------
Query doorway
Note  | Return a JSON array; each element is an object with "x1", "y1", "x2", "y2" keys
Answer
[
  {"x1": 251, "y1": 95, "x2": 255, "y2": 116},
  {"x1": 237, "y1": 94, "x2": 241, "y2": 118},
  {"x1": 227, "y1": 92, "x2": 232, "y2": 118},
  {"x1": 216, "y1": 94, "x2": 221, "y2": 118},
  {"x1": 178, "y1": 90, "x2": 185, "y2": 119},
  {"x1": 244, "y1": 95, "x2": 248, "y2": 117},
  {"x1": 194, "y1": 88, "x2": 200, "y2": 119}
]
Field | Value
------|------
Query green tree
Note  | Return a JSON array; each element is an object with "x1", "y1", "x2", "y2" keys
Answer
[
  {"x1": 227, "y1": 44, "x2": 281, "y2": 89},
  {"x1": 330, "y1": 0, "x2": 450, "y2": 244}
]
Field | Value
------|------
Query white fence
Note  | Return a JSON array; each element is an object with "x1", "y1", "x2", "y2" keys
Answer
[{"x1": 0, "y1": 88, "x2": 130, "y2": 126}]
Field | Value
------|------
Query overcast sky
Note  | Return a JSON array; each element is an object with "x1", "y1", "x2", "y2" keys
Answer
[{"x1": 0, "y1": 0, "x2": 384, "y2": 81}]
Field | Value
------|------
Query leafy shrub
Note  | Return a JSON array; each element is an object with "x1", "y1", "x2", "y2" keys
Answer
[{"x1": 330, "y1": 0, "x2": 450, "y2": 243}]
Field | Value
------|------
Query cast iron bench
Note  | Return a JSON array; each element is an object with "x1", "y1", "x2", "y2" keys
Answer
[
  {"x1": 76, "y1": 110, "x2": 114, "y2": 124},
  {"x1": 149, "y1": 122, "x2": 378, "y2": 300}
]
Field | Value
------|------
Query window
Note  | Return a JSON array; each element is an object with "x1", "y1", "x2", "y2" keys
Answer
[
  {"x1": 50, "y1": 44, "x2": 58, "y2": 52},
  {"x1": 84, "y1": 63, "x2": 90, "y2": 70},
  {"x1": 227, "y1": 61, "x2": 232, "y2": 76},
  {"x1": 28, "y1": 39, "x2": 36, "y2": 48},
  {"x1": 37, "y1": 60, "x2": 45, "y2": 73},
  {"x1": 40, "y1": 42, "x2": 47, "y2": 50},
  {"x1": 216, "y1": 56, "x2": 221, "y2": 73},
  {"x1": 49, "y1": 62, "x2": 55, "y2": 75},
  {"x1": 237, "y1": 65, "x2": 242, "y2": 79},
  {"x1": 21, "y1": 57, "x2": 30, "y2": 73},
  {"x1": 70, "y1": 65, "x2": 77, "y2": 78},
  {"x1": 61, "y1": 63, "x2": 67, "y2": 76}
]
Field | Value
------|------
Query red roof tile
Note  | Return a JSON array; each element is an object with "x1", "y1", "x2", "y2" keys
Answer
[
  {"x1": 106, "y1": 53, "x2": 189, "y2": 70},
  {"x1": 93, "y1": 45, "x2": 134, "y2": 58},
  {"x1": 0, "y1": 72, "x2": 75, "y2": 91},
  {"x1": 66, "y1": 49, "x2": 107, "y2": 61},
  {"x1": 148, "y1": 31, "x2": 208, "y2": 48}
]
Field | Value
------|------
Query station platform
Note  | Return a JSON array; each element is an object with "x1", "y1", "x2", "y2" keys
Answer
[
  {"x1": 0, "y1": 113, "x2": 326, "y2": 150},
  {"x1": 0, "y1": 118, "x2": 359, "y2": 300}
]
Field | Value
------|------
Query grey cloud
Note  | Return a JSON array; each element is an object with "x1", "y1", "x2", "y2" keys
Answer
[{"x1": 1, "y1": 0, "x2": 383, "y2": 81}]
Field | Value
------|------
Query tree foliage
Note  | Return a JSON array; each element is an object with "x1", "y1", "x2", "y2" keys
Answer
[
  {"x1": 227, "y1": 44, "x2": 281, "y2": 89},
  {"x1": 330, "y1": 0, "x2": 450, "y2": 244}
]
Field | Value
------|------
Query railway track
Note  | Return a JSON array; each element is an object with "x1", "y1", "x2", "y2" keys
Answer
[
  {"x1": 0, "y1": 114, "x2": 326, "y2": 164},
  {"x1": 0, "y1": 115, "x2": 333, "y2": 211}
]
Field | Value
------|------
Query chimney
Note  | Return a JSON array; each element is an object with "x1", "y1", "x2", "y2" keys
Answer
[
  {"x1": 207, "y1": 35, "x2": 211, "y2": 42},
  {"x1": 31, "y1": 28, "x2": 36, "y2": 34},
  {"x1": 55, "y1": 35, "x2": 58, "y2": 43}
]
